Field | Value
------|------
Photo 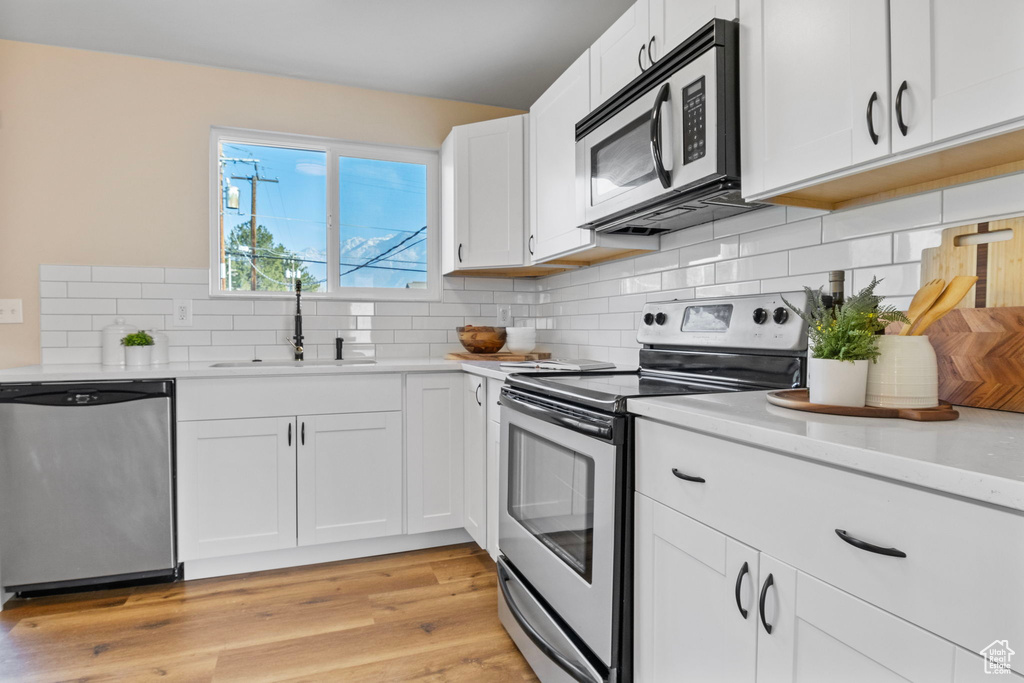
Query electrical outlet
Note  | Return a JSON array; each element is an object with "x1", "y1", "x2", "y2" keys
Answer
[
  {"x1": 496, "y1": 304, "x2": 512, "y2": 326},
  {"x1": 0, "y1": 299, "x2": 23, "y2": 324},
  {"x1": 173, "y1": 299, "x2": 193, "y2": 327}
]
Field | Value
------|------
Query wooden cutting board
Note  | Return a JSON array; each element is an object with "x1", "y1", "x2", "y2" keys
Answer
[
  {"x1": 920, "y1": 217, "x2": 1024, "y2": 308},
  {"x1": 445, "y1": 352, "x2": 551, "y2": 361},
  {"x1": 921, "y1": 306, "x2": 1024, "y2": 412}
]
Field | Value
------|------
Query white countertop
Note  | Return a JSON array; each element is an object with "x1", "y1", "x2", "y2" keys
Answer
[{"x1": 628, "y1": 391, "x2": 1024, "y2": 513}]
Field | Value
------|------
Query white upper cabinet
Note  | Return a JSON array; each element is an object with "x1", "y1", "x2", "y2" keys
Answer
[
  {"x1": 530, "y1": 50, "x2": 592, "y2": 263},
  {"x1": 591, "y1": 1, "x2": 651, "y2": 109},
  {"x1": 441, "y1": 115, "x2": 526, "y2": 272},
  {"x1": 890, "y1": 0, "x2": 1024, "y2": 153},
  {"x1": 742, "y1": 0, "x2": 890, "y2": 195},
  {"x1": 591, "y1": 0, "x2": 739, "y2": 110}
]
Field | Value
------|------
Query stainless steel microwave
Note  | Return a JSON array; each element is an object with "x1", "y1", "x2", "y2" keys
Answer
[{"x1": 575, "y1": 19, "x2": 763, "y2": 236}]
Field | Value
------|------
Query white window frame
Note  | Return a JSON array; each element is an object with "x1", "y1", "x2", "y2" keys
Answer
[{"x1": 209, "y1": 127, "x2": 440, "y2": 301}]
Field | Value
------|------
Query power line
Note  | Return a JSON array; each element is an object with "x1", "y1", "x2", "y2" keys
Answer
[{"x1": 340, "y1": 226, "x2": 426, "y2": 277}]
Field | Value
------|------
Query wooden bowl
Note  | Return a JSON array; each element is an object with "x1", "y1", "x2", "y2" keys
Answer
[{"x1": 456, "y1": 326, "x2": 506, "y2": 354}]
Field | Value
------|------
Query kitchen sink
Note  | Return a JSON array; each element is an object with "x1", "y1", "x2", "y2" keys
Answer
[{"x1": 211, "y1": 359, "x2": 376, "y2": 368}]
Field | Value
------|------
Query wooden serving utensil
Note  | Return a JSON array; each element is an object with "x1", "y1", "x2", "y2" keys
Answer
[
  {"x1": 899, "y1": 278, "x2": 946, "y2": 335},
  {"x1": 909, "y1": 275, "x2": 980, "y2": 335}
]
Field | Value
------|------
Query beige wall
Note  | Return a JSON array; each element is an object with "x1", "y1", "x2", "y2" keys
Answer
[{"x1": 0, "y1": 39, "x2": 522, "y2": 369}]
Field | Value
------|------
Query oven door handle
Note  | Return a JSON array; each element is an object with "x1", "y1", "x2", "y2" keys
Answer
[
  {"x1": 497, "y1": 561, "x2": 602, "y2": 683},
  {"x1": 501, "y1": 391, "x2": 615, "y2": 441}
]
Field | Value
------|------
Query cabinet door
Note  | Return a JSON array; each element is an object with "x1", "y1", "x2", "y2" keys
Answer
[
  {"x1": 649, "y1": 0, "x2": 738, "y2": 63},
  {"x1": 634, "y1": 494, "x2": 758, "y2": 683},
  {"x1": 891, "y1": 0, "x2": 1024, "y2": 153},
  {"x1": 486, "y1": 417, "x2": 501, "y2": 562},
  {"x1": 406, "y1": 373, "x2": 464, "y2": 534},
  {"x1": 530, "y1": 49, "x2": 592, "y2": 263},
  {"x1": 756, "y1": 557, "x2": 956, "y2": 683},
  {"x1": 449, "y1": 115, "x2": 525, "y2": 270},
  {"x1": 463, "y1": 375, "x2": 487, "y2": 549},
  {"x1": 591, "y1": 0, "x2": 651, "y2": 109},
  {"x1": 296, "y1": 411, "x2": 403, "y2": 546},
  {"x1": 748, "y1": 0, "x2": 889, "y2": 193},
  {"x1": 177, "y1": 417, "x2": 296, "y2": 561}
]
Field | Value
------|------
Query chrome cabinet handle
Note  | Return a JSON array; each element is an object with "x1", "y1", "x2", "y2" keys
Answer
[
  {"x1": 301, "y1": 421, "x2": 305, "y2": 446},
  {"x1": 671, "y1": 467, "x2": 705, "y2": 483},
  {"x1": 650, "y1": 82, "x2": 672, "y2": 189},
  {"x1": 895, "y1": 80, "x2": 909, "y2": 136},
  {"x1": 835, "y1": 529, "x2": 907, "y2": 558},
  {"x1": 288, "y1": 422, "x2": 292, "y2": 446},
  {"x1": 528, "y1": 234, "x2": 535, "y2": 256},
  {"x1": 458, "y1": 243, "x2": 464, "y2": 263},
  {"x1": 638, "y1": 43, "x2": 647, "y2": 72},
  {"x1": 648, "y1": 36, "x2": 656, "y2": 64},
  {"x1": 866, "y1": 91, "x2": 879, "y2": 144},
  {"x1": 759, "y1": 573, "x2": 774, "y2": 634},
  {"x1": 734, "y1": 561, "x2": 750, "y2": 619},
  {"x1": 475, "y1": 383, "x2": 482, "y2": 406}
]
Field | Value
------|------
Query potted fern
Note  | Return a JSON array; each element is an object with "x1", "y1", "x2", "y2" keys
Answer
[
  {"x1": 784, "y1": 279, "x2": 907, "y2": 407},
  {"x1": 121, "y1": 330, "x2": 155, "y2": 367}
]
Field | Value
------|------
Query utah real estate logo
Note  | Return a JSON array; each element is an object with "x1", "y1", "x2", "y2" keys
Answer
[{"x1": 980, "y1": 640, "x2": 1015, "y2": 675}]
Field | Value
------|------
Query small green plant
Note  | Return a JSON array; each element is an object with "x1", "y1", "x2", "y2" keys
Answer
[
  {"x1": 783, "y1": 278, "x2": 907, "y2": 362},
  {"x1": 121, "y1": 330, "x2": 154, "y2": 347}
]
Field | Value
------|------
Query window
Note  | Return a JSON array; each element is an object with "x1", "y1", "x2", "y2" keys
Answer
[{"x1": 211, "y1": 128, "x2": 439, "y2": 299}]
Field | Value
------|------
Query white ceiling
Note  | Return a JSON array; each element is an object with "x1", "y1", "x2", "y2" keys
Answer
[{"x1": 0, "y1": 0, "x2": 635, "y2": 110}]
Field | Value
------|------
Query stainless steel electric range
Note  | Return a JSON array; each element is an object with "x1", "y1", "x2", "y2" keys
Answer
[{"x1": 497, "y1": 291, "x2": 810, "y2": 683}]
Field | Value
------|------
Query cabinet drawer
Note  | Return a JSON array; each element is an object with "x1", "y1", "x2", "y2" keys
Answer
[
  {"x1": 177, "y1": 374, "x2": 402, "y2": 421},
  {"x1": 636, "y1": 417, "x2": 1024, "y2": 667}
]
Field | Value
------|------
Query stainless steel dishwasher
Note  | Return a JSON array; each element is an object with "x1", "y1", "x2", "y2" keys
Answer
[{"x1": 0, "y1": 380, "x2": 177, "y2": 594}]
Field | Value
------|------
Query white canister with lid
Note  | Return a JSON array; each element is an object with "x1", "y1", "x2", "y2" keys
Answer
[
  {"x1": 150, "y1": 330, "x2": 169, "y2": 365},
  {"x1": 101, "y1": 317, "x2": 136, "y2": 366}
]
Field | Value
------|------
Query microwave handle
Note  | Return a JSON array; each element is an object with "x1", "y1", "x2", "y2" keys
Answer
[{"x1": 650, "y1": 82, "x2": 672, "y2": 189}]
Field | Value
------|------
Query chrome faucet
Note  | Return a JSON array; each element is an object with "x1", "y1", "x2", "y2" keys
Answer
[{"x1": 289, "y1": 279, "x2": 304, "y2": 361}]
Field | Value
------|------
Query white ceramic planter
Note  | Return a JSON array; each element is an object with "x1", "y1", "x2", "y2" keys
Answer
[
  {"x1": 124, "y1": 345, "x2": 153, "y2": 367},
  {"x1": 808, "y1": 357, "x2": 869, "y2": 407},
  {"x1": 866, "y1": 335, "x2": 939, "y2": 408}
]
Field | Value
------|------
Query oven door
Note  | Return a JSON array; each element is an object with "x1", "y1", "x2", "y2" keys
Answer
[
  {"x1": 499, "y1": 389, "x2": 624, "y2": 668},
  {"x1": 577, "y1": 46, "x2": 721, "y2": 226}
]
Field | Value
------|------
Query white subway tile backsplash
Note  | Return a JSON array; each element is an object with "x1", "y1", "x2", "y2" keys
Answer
[
  {"x1": 694, "y1": 280, "x2": 761, "y2": 298},
  {"x1": 789, "y1": 234, "x2": 892, "y2": 275},
  {"x1": 67, "y1": 282, "x2": 142, "y2": 299},
  {"x1": 40, "y1": 264, "x2": 91, "y2": 282},
  {"x1": 190, "y1": 315, "x2": 234, "y2": 330},
  {"x1": 67, "y1": 331, "x2": 102, "y2": 347},
  {"x1": 464, "y1": 277, "x2": 514, "y2": 291},
  {"x1": 943, "y1": 172, "x2": 1024, "y2": 223},
  {"x1": 739, "y1": 218, "x2": 822, "y2": 257},
  {"x1": 412, "y1": 316, "x2": 464, "y2": 330},
  {"x1": 375, "y1": 302, "x2": 430, "y2": 316},
  {"x1": 141, "y1": 283, "x2": 208, "y2": 299},
  {"x1": 92, "y1": 266, "x2": 165, "y2": 283},
  {"x1": 211, "y1": 330, "x2": 278, "y2": 346},
  {"x1": 759, "y1": 272, "x2": 830, "y2": 294},
  {"x1": 598, "y1": 259, "x2": 636, "y2": 280},
  {"x1": 117, "y1": 299, "x2": 173, "y2": 315},
  {"x1": 621, "y1": 274, "x2": 661, "y2": 294},
  {"x1": 39, "y1": 282, "x2": 67, "y2": 298},
  {"x1": 715, "y1": 252, "x2": 789, "y2": 283},
  {"x1": 165, "y1": 330, "x2": 212, "y2": 346},
  {"x1": 893, "y1": 225, "x2": 946, "y2": 263},
  {"x1": 41, "y1": 298, "x2": 117, "y2": 315},
  {"x1": 713, "y1": 206, "x2": 787, "y2": 238},
  {"x1": 661, "y1": 223, "x2": 714, "y2": 250},
  {"x1": 678, "y1": 237, "x2": 739, "y2": 266},
  {"x1": 648, "y1": 288, "x2": 695, "y2": 301},
  {"x1": 578, "y1": 298, "x2": 609, "y2": 315},
  {"x1": 375, "y1": 344, "x2": 432, "y2": 358},
  {"x1": 40, "y1": 331, "x2": 67, "y2": 348},
  {"x1": 822, "y1": 193, "x2": 942, "y2": 243},
  {"x1": 315, "y1": 301, "x2": 374, "y2": 316},
  {"x1": 188, "y1": 345, "x2": 254, "y2": 362},
  {"x1": 608, "y1": 294, "x2": 648, "y2": 313},
  {"x1": 40, "y1": 314, "x2": 93, "y2": 331},
  {"x1": 163, "y1": 268, "x2": 209, "y2": 284},
  {"x1": 786, "y1": 206, "x2": 830, "y2": 221},
  {"x1": 633, "y1": 250, "x2": 679, "y2": 275},
  {"x1": 359, "y1": 316, "x2": 412, "y2": 330},
  {"x1": 395, "y1": 329, "x2": 448, "y2": 344},
  {"x1": 430, "y1": 302, "x2": 480, "y2": 317},
  {"x1": 570, "y1": 267, "x2": 602, "y2": 286},
  {"x1": 852, "y1": 263, "x2": 921, "y2": 297},
  {"x1": 588, "y1": 279, "x2": 621, "y2": 299},
  {"x1": 42, "y1": 347, "x2": 101, "y2": 364},
  {"x1": 443, "y1": 289, "x2": 494, "y2": 304},
  {"x1": 662, "y1": 264, "x2": 715, "y2": 289},
  {"x1": 192, "y1": 299, "x2": 254, "y2": 315}
]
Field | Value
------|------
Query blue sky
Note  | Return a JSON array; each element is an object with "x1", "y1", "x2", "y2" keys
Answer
[{"x1": 220, "y1": 142, "x2": 427, "y2": 288}]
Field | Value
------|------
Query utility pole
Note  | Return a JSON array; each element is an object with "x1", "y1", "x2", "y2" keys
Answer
[{"x1": 231, "y1": 170, "x2": 278, "y2": 291}]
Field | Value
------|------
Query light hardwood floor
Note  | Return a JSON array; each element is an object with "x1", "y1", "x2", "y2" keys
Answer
[{"x1": 0, "y1": 543, "x2": 538, "y2": 682}]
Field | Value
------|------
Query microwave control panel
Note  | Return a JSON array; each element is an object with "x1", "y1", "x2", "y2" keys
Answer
[{"x1": 682, "y1": 76, "x2": 706, "y2": 165}]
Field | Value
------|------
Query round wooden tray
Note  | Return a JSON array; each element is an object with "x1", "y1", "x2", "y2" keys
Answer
[{"x1": 766, "y1": 389, "x2": 959, "y2": 422}]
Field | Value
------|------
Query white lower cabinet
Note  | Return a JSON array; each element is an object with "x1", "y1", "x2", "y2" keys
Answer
[
  {"x1": 177, "y1": 417, "x2": 297, "y2": 560},
  {"x1": 406, "y1": 373, "x2": 465, "y2": 534},
  {"x1": 462, "y1": 374, "x2": 487, "y2": 548},
  {"x1": 297, "y1": 412, "x2": 403, "y2": 546},
  {"x1": 636, "y1": 493, "x2": 958, "y2": 683}
]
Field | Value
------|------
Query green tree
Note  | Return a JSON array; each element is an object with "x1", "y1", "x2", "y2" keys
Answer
[{"x1": 224, "y1": 223, "x2": 320, "y2": 292}]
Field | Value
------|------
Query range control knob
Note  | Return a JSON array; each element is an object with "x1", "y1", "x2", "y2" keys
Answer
[
  {"x1": 773, "y1": 307, "x2": 789, "y2": 324},
  {"x1": 655, "y1": 312, "x2": 668, "y2": 325},
  {"x1": 752, "y1": 308, "x2": 769, "y2": 325},
  {"x1": 643, "y1": 312, "x2": 655, "y2": 325}
]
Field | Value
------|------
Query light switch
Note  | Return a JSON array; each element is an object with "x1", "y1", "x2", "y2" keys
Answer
[{"x1": 0, "y1": 299, "x2": 23, "y2": 324}]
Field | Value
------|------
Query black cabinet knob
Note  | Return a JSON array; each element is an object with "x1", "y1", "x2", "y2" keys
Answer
[
  {"x1": 655, "y1": 312, "x2": 667, "y2": 325},
  {"x1": 753, "y1": 308, "x2": 768, "y2": 325},
  {"x1": 772, "y1": 307, "x2": 789, "y2": 324},
  {"x1": 643, "y1": 312, "x2": 655, "y2": 325}
]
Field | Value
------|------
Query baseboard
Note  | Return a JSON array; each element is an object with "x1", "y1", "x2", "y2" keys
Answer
[{"x1": 183, "y1": 528, "x2": 473, "y2": 580}]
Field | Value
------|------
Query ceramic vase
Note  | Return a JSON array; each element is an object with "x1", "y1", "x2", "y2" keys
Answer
[
  {"x1": 808, "y1": 357, "x2": 869, "y2": 407},
  {"x1": 124, "y1": 345, "x2": 152, "y2": 367},
  {"x1": 866, "y1": 335, "x2": 939, "y2": 408}
]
